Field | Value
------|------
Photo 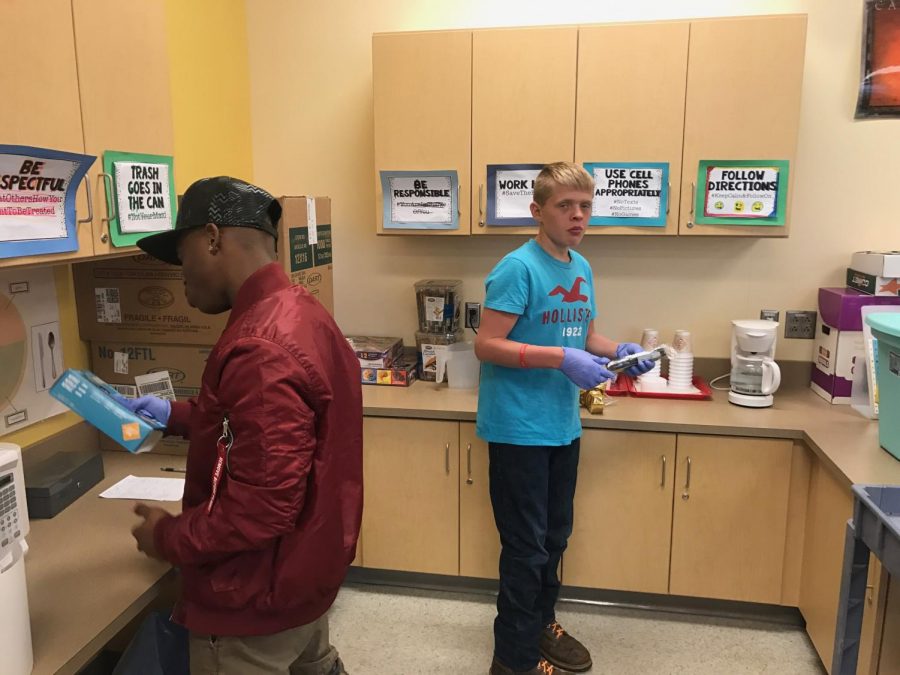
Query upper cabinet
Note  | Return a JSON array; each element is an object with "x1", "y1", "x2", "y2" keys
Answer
[
  {"x1": 373, "y1": 31, "x2": 472, "y2": 236},
  {"x1": 372, "y1": 15, "x2": 806, "y2": 238},
  {"x1": 575, "y1": 22, "x2": 689, "y2": 236},
  {"x1": 679, "y1": 16, "x2": 806, "y2": 236},
  {"x1": 0, "y1": 0, "x2": 94, "y2": 268},
  {"x1": 471, "y1": 27, "x2": 577, "y2": 236},
  {"x1": 72, "y1": 0, "x2": 175, "y2": 256}
]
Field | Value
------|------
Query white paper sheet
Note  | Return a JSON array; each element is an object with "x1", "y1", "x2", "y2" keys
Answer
[{"x1": 99, "y1": 474, "x2": 184, "y2": 501}]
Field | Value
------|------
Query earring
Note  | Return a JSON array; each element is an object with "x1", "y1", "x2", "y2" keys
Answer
[{"x1": 208, "y1": 242, "x2": 217, "y2": 253}]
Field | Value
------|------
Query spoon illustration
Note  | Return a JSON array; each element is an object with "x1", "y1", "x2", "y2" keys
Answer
[{"x1": 48, "y1": 331, "x2": 57, "y2": 379}]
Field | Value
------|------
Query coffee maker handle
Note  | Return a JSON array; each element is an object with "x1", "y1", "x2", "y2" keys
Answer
[{"x1": 761, "y1": 360, "x2": 781, "y2": 395}]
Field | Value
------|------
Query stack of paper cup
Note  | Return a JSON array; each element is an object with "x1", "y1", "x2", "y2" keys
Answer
[
  {"x1": 667, "y1": 330, "x2": 694, "y2": 391},
  {"x1": 637, "y1": 329, "x2": 667, "y2": 391}
]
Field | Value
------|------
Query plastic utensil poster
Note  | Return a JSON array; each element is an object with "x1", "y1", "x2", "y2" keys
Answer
[
  {"x1": 0, "y1": 267, "x2": 67, "y2": 434},
  {"x1": 0, "y1": 145, "x2": 95, "y2": 259}
]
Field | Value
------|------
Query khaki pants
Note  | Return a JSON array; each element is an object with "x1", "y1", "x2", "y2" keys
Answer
[{"x1": 189, "y1": 614, "x2": 345, "y2": 675}]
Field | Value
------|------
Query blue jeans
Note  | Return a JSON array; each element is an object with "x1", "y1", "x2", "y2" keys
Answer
[{"x1": 488, "y1": 439, "x2": 580, "y2": 671}]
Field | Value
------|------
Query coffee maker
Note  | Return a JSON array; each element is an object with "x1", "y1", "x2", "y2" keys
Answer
[{"x1": 729, "y1": 320, "x2": 781, "y2": 408}]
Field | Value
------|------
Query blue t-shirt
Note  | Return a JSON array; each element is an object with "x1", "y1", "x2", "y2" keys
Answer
[{"x1": 476, "y1": 239, "x2": 596, "y2": 446}]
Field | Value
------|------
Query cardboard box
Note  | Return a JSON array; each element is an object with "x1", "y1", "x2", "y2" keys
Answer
[
  {"x1": 49, "y1": 370, "x2": 164, "y2": 453},
  {"x1": 810, "y1": 317, "x2": 864, "y2": 404},
  {"x1": 361, "y1": 355, "x2": 418, "y2": 387},
  {"x1": 90, "y1": 342, "x2": 210, "y2": 455},
  {"x1": 276, "y1": 196, "x2": 334, "y2": 315},
  {"x1": 846, "y1": 268, "x2": 900, "y2": 296},
  {"x1": 851, "y1": 250, "x2": 900, "y2": 278},
  {"x1": 73, "y1": 254, "x2": 230, "y2": 344},
  {"x1": 345, "y1": 336, "x2": 404, "y2": 368},
  {"x1": 810, "y1": 288, "x2": 900, "y2": 403}
]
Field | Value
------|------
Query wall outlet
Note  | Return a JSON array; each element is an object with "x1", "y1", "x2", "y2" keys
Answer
[
  {"x1": 784, "y1": 310, "x2": 817, "y2": 339},
  {"x1": 760, "y1": 309, "x2": 780, "y2": 322},
  {"x1": 465, "y1": 302, "x2": 482, "y2": 330}
]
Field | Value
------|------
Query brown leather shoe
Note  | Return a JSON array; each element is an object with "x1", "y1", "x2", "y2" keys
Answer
[
  {"x1": 489, "y1": 656, "x2": 558, "y2": 674},
  {"x1": 540, "y1": 621, "x2": 592, "y2": 672}
]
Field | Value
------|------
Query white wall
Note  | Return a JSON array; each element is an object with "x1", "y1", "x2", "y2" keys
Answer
[{"x1": 246, "y1": 0, "x2": 899, "y2": 359}]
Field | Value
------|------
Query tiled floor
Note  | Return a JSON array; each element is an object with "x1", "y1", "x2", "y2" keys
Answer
[{"x1": 329, "y1": 585, "x2": 826, "y2": 674}]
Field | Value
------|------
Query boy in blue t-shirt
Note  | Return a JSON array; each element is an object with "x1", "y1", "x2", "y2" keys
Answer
[{"x1": 475, "y1": 162, "x2": 653, "y2": 675}]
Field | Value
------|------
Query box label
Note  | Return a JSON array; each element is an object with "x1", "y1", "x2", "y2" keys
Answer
[
  {"x1": 289, "y1": 224, "x2": 332, "y2": 272},
  {"x1": 114, "y1": 351, "x2": 129, "y2": 375},
  {"x1": 95, "y1": 288, "x2": 122, "y2": 323}
]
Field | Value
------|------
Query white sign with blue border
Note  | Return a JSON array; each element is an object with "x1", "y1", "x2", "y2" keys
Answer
[
  {"x1": 584, "y1": 162, "x2": 668, "y2": 227},
  {"x1": 380, "y1": 170, "x2": 458, "y2": 230},
  {"x1": 0, "y1": 145, "x2": 95, "y2": 258}
]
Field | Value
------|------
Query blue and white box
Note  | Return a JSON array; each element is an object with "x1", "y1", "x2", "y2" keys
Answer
[{"x1": 49, "y1": 369, "x2": 164, "y2": 453}]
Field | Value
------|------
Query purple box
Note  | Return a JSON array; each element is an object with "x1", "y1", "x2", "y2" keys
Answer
[{"x1": 817, "y1": 287, "x2": 900, "y2": 330}]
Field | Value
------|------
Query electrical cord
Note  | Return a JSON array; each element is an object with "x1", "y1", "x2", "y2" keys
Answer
[{"x1": 709, "y1": 372, "x2": 732, "y2": 391}]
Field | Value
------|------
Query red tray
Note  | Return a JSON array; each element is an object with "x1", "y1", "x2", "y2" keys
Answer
[
  {"x1": 605, "y1": 376, "x2": 631, "y2": 396},
  {"x1": 621, "y1": 374, "x2": 713, "y2": 400}
]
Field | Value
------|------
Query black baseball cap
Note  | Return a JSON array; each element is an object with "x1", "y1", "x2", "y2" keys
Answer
[{"x1": 137, "y1": 176, "x2": 282, "y2": 265}]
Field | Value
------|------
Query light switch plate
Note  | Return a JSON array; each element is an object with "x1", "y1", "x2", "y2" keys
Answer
[{"x1": 760, "y1": 309, "x2": 780, "y2": 322}]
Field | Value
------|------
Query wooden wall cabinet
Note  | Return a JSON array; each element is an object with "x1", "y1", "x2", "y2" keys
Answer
[
  {"x1": 0, "y1": 0, "x2": 94, "y2": 269},
  {"x1": 72, "y1": 0, "x2": 174, "y2": 257},
  {"x1": 373, "y1": 15, "x2": 806, "y2": 238}
]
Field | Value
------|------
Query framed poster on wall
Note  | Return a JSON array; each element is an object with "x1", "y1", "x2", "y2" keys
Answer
[{"x1": 856, "y1": 0, "x2": 900, "y2": 118}]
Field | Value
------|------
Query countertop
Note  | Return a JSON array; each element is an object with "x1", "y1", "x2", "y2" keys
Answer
[
  {"x1": 362, "y1": 379, "x2": 900, "y2": 488},
  {"x1": 25, "y1": 451, "x2": 185, "y2": 675}
]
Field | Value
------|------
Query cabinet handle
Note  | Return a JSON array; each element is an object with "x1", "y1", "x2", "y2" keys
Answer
[
  {"x1": 76, "y1": 173, "x2": 93, "y2": 226},
  {"x1": 445, "y1": 442, "x2": 450, "y2": 475},
  {"x1": 478, "y1": 183, "x2": 485, "y2": 227},
  {"x1": 457, "y1": 183, "x2": 461, "y2": 216},
  {"x1": 99, "y1": 172, "x2": 117, "y2": 244},
  {"x1": 666, "y1": 182, "x2": 671, "y2": 216},
  {"x1": 466, "y1": 443, "x2": 473, "y2": 484},
  {"x1": 685, "y1": 456, "x2": 692, "y2": 489},
  {"x1": 660, "y1": 455, "x2": 666, "y2": 488},
  {"x1": 686, "y1": 182, "x2": 695, "y2": 229}
]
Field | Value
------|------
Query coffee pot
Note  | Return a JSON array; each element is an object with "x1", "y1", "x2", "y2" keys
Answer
[{"x1": 729, "y1": 320, "x2": 781, "y2": 408}]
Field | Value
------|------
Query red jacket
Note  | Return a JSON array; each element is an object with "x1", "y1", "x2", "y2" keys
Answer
[{"x1": 155, "y1": 263, "x2": 363, "y2": 636}]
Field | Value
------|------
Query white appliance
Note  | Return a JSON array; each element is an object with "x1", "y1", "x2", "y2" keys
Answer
[
  {"x1": 729, "y1": 320, "x2": 782, "y2": 408},
  {"x1": 0, "y1": 443, "x2": 33, "y2": 675}
]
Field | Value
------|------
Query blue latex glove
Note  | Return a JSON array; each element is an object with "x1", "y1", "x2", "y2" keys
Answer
[
  {"x1": 615, "y1": 342, "x2": 656, "y2": 377},
  {"x1": 559, "y1": 347, "x2": 617, "y2": 389},
  {"x1": 110, "y1": 393, "x2": 171, "y2": 426}
]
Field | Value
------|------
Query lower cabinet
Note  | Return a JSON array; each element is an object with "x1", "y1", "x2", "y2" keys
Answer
[
  {"x1": 669, "y1": 435, "x2": 793, "y2": 603},
  {"x1": 459, "y1": 423, "x2": 500, "y2": 579},
  {"x1": 563, "y1": 429, "x2": 676, "y2": 594},
  {"x1": 360, "y1": 417, "x2": 459, "y2": 575}
]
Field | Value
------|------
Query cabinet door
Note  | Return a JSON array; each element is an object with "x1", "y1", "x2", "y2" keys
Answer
[
  {"x1": 459, "y1": 423, "x2": 499, "y2": 579},
  {"x1": 563, "y1": 430, "x2": 676, "y2": 594},
  {"x1": 373, "y1": 31, "x2": 472, "y2": 236},
  {"x1": 361, "y1": 417, "x2": 459, "y2": 575},
  {"x1": 670, "y1": 435, "x2": 792, "y2": 603},
  {"x1": 472, "y1": 27, "x2": 577, "y2": 235},
  {"x1": 575, "y1": 22, "x2": 688, "y2": 236},
  {"x1": 0, "y1": 0, "x2": 94, "y2": 268},
  {"x1": 679, "y1": 15, "x2": 806, "y2": 236},
  {"x1": 72, "y1": 0, "x2": 174, "y2": 255},
  {"x1": 879, "y1": 577, "x2": 900, "y2": 675}
]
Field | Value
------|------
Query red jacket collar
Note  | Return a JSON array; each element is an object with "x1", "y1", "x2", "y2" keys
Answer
[{"x1": 226, "y1": 262, "x2": 292, "y2": 328}]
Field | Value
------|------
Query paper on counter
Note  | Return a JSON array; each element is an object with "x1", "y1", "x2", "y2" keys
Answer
[{"x1": 99, "y1": 474, "x2": 184, "y2": 502}]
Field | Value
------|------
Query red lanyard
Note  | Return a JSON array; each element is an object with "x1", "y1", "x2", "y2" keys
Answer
[{"x1": 206, "y1": 416, "x2": 232, "y2": 515}]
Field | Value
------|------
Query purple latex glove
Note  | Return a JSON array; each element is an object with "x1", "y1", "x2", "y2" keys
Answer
[
  {"x1": 615, "y1": 342, "x2": 656, "y2": 377},
  {"x1": 559, "y1": 347, "x2": 617, "y2": 389},
  {"x1": 111, "y1": 393, "x2": 171, "y2": 426}
]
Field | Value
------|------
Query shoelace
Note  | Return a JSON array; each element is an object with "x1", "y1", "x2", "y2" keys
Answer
[
  {"x1": 547, "y1": 620, "x2": 566, "y2": 640},
  {"x1": 537, "y1": 659, "x2": 556, "y2": 674}
]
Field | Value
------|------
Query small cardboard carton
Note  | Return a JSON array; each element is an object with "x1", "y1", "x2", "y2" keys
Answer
[
  {"x1": 345, "y1": 336, "x2": 404, "y2": 368},
  {"x1": 276, "y1": 196, "x2": 334, "y2": 315},
  {"x1": 846, "y1": 268, "x2": 900, "y2": 296},
  {"x1": 49, "y1": 370, "x2": 164, "y2": 453},
  {"x1": 851, "y1": 251, "x2": 900, "y2": 278}
]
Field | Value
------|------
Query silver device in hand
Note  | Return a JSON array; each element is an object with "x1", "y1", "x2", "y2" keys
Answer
[{"x1": 607, "y1": 346, "x2": 667, "y2": 373}]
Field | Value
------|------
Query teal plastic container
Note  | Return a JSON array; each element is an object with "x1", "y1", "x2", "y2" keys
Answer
[{"x1": 866, "y1": 313, "x2": 900, "y2": 461}]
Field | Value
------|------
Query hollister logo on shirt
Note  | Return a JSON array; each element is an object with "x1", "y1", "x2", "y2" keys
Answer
[{"x1": 548, "y1": 277, "x2": 588, "y2": 303}]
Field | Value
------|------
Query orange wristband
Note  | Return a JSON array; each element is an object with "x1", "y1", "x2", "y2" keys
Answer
[{"x1": 519, "y1": 343, "x2": 528, "y2": 368}]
